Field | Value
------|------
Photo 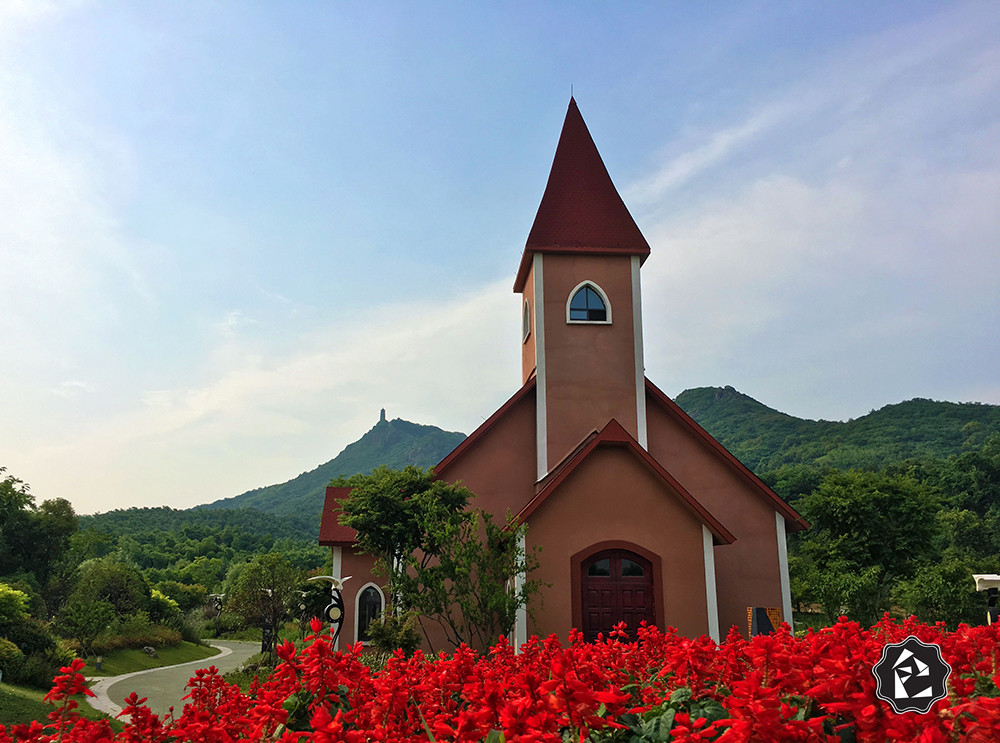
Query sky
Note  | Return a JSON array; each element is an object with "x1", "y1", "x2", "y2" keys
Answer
[{"x1": 2, "y1": 1, "x2": 998, "y2": 515}]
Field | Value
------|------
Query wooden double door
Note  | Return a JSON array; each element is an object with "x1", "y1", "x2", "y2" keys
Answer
[{"x1": 581, "y1": 549, "x2": 655, "y2": 642}]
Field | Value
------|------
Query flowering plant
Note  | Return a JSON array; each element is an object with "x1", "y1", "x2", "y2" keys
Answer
[{"x1": 5, "y1": 615, "x2": 1000, "y2": 742}]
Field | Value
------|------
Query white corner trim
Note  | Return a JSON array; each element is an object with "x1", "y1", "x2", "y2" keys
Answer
[
  {"x1": 631, "y1": 256, "x2": 647, "y2": 448},
  {"x1": 354, "y1": 581, "x2": 386, "y2": 645},
  {"x1": 565, "y1": 280, "x2": 613, "y2": 324},
  {"x1": 776, "y1": 512, "x2": 793, "y2": 632},
  {"x1": 703, "y1": 526, "x2": 720, "y2": 643},
  {"x1": 514, "y1": 532, "x2": 528, "y2": 652},
  {"x1": 331, "y1": 546, "x2": 344, "y2": 650},
  {"x1": 534, "y1": 254, "x2": 547, "y2": 480},
  {"x1": 331, "y1": 546, "x2": 343, "y2": 581}
]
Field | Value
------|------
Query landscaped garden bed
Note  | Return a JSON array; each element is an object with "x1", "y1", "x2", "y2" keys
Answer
[{"x1": 5, "y1": 615, "x2": 1000, "y2": 741}]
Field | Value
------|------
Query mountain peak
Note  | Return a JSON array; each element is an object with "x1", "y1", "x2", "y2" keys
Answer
[{"x1": 194, "y1": 417, "x2": 466, "y2": 523}]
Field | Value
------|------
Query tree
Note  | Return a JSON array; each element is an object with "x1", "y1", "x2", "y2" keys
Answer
[
  {"x1": 1, "y1": 469, "x2": 78, "y2": 586},
  {"x1": 227, "y1": 553, "x2": 302, "y2": 652},
  {"x1": 338, "y1": 466, "x2": 542, "y2": 651},
  {"x1": 56, "y1": 599, "x2": 115, "y2": 657},
  {"x1": 791, "y1": 470, "x2": 939, "y2": 625},
  {"x1": 69, "y1": 556, "x2": 152, "y2": 618}
]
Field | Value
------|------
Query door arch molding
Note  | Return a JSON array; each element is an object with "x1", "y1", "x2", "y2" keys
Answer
[{"x1": 570, "y1": 541, "x2": 663, "y2": 639}]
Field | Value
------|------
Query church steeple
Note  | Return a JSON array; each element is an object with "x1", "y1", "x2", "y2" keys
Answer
[
  {"x1": 513, "y1": 98, "x2": 650, "y2": 293},
  {"x1": 517, "y1": 99, "x2": 650, "y2": 478}
]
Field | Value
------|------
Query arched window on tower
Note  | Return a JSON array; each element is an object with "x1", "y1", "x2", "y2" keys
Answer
[
  {"x1": 523, "y1": 299, "x2": 532, "y2": 342},
  {"x1": 567, "y1": 282, "x2": 611, "y2": 323}
]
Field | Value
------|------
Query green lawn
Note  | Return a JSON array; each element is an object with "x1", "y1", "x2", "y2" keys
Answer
[
  {"x1": 0, "y1": 683, "x2": 120, "y2": 730},
  {"x1": 82, "y1": 641, "x2": 219, "y2": 677}
]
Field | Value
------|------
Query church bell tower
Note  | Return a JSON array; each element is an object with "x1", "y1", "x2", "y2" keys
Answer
[{"x1": 514, "y1": 99, "x2": 652, "y2": 479}]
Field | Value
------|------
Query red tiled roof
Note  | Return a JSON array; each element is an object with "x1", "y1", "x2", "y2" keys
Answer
[
  {"x1": 318, "y1": 486, "x2": 358, "y2": 545},
  {"x1": 644, "y1": 379, "x2": 809, "y2": 532},
  {"x1": 515, "y1": 418, "x2": 736, "y2": 545},
  {"x1": 514, "y1": 98, "x2": 650, "y2": 292}
]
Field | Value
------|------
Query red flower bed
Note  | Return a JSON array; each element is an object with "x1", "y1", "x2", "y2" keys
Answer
[{"x1": 5, "y1": 616, "x2": 1000, "y2": 742}]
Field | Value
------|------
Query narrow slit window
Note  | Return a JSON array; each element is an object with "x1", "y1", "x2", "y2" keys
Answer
[{"x1": 569, "y1": 285, "x2": 607, "y2": 322}]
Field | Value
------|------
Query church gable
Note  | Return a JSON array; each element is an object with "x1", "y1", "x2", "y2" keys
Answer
[
  {"x1": 644, "y1": 379, "x2": 806, "y2": 531},
  {"x1": 519, "y1": 418, "x2": 734, "y2": 544},
  {"x1": 434, "y1": 377, "x2": 538, "y2": 521},
  {"x1": 522, "y1": 437, "x2": 719, "y2": 640}
]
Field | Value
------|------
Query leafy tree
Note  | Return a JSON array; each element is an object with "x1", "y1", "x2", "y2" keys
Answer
[
  {"x1": 56, "y1": 599, "x2": 115, "y2": 656},
  {"x1": 227, "y1": 553, "x2": 302, "y2": 652},
  {"x1": 69, "y1": 556, "x2": 151, "y2": 617},
  {"x1": 893, "y1": 555, "x2": 997, "y2": 628},
  {"x1": 154, "y1": 580, "x2": 208, "y2": 613},
  {"x1": 338, "y1": 466, "x2": 542, "y2": 651},
  {"x1": 791, "y1": 470, "x2": 939, "y2": 625},
  {"x1": 0, "y1": 583, "x2": 29, "y2": 625},
  {"x1": 0, "y1": 469, "x2": 77, "y2": 587}
]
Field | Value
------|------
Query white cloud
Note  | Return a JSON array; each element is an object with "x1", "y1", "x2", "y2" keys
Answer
[
  {"x1": 14, "y1": 280, "x2": 522, "y2": 513},
  {"x1": 624, "y1": 102, "x2": 798, "y2": 206},
  {"x1": 629, "y1": 5, "x2": 1000, "y2": 421}
]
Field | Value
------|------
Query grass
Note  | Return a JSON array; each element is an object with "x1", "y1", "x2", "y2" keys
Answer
[
  {"x1": 82, "y1": 641, "x2": 220, "y2": 677},
  {"x1": 0, "y1": 683, "x2": 121, "y2": 730},
  {"x1": 793, "y1": 610, "x2": 833, "y2": 634}
]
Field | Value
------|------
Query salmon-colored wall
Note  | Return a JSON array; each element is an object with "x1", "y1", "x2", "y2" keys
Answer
[
  {"x1": 441, "y1": 389, "x2": 538, "y2": 523},
  {"x1": 541, "y1": 254, "x2": 639, "y2": 468},
  {"x1": 645, "y1": 396, "x2": 783, "y2": 637},
  {"x1": 526, "y1": 445, "x2": 710, "y2": 642},
  {"x1": 521, "y1": 269, "x2": 536, "y2": 383},
  {"x1": 337, "y1": 549, "x2": 381, "y2": 647}
]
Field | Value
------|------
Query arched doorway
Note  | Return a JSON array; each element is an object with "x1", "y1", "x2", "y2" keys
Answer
[{"x1": 581, "y1": 549, "x2": 655, "y2": 642}]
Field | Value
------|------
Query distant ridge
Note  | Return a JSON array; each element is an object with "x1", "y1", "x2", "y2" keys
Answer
[
  {"x1": 674, "y1": 386, "x2": 1000, "y2": 473},
  {"x1": 190, "y1": 389, "x2": 1000, "y2": 532},
  {"x1": 195, "y1": 416, "x2": 466, "y2": 521}
]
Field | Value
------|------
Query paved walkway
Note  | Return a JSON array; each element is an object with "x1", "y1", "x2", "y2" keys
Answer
[{"x1": 87, "y1": 641, "x2": 259, "y2": 719}]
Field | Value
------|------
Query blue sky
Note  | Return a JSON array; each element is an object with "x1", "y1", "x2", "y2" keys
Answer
[{"x1": 3, "y1": 2, "x2": 998, "y2": 514}]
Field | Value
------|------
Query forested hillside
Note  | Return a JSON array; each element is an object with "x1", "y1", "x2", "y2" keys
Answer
[
  {"x1": 196, "y1": 416, "x2": 465, "y2": 518},
  {"x1": 673, "y1": 387, "x2": 1000, "y2": 629},
  {"x1": 78, "y1": 507, "x2": 326, "y2": 588},
  {"x1": 675, "y1": 386, "x2": 1000, "y2": 472}
]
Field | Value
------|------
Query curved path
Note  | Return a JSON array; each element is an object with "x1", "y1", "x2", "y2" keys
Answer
[{"x1": 87, "y1": 640, "x2": 259, "y2": 719}]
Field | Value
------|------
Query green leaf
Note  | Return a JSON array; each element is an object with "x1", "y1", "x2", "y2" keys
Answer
[
  {"x1": 668, "y1": 687, "x2": 692, "y2": 705},
  {"x1": 642, "y1": 708, "x2": 676, "y2": 742}
]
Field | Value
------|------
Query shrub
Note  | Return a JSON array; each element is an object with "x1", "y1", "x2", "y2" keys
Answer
[
  {"x1": 0, "y1": 637, "x2": 23, "y2": 679},
  {"x1": 0, "y1": 616, "x2": 56, "y2": 656}
]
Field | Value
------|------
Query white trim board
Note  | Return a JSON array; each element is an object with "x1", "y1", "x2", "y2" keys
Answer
[
  {"x1": 776, "y1": 512, "x2": 793, "y2": 632},
  {"x1": 631, "y1": 256, "x2": 647, "y2": 448},
  {"x1": 703, "y1": 525, "x2": 720, "y2": 643},
  {"x1": 534, "y1": 254, "x2": 547, "y2": 481}
]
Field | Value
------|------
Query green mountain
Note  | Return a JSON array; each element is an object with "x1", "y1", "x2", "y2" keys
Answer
[
  {"x1": 195, "y1": 416, "x2": 466, "y2": 520},
  {"x1": 674, "y1": 386, "x2": 1000, "y2": 474}
]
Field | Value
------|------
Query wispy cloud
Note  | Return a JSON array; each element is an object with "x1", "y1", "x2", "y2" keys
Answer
[
  {"x1": 636, "y1": 6, "x2": 1000, "y2": 419},
  {"x1": 18, "y1": 280, "x2": 520, "y2": 513}
]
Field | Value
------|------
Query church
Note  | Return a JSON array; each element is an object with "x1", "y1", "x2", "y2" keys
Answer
[{"x1": 320, "y1": 98, "x2": 808, "y2": 648}]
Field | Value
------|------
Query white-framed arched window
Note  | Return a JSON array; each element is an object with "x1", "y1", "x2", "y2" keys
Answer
[
  {"x1": 354, "y1": 582, "x2": 385, "y2": 644},
  {"x1": 566, "y1": 281, "x2": 612, "y2": 324},
  {"x1": 522, "y1": 299, "x2": 532, "y2": 343}
]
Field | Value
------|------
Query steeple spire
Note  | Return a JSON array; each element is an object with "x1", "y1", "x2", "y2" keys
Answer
[{"x1": 514, "y1": 98, "x2": 650, "y2": 292}]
